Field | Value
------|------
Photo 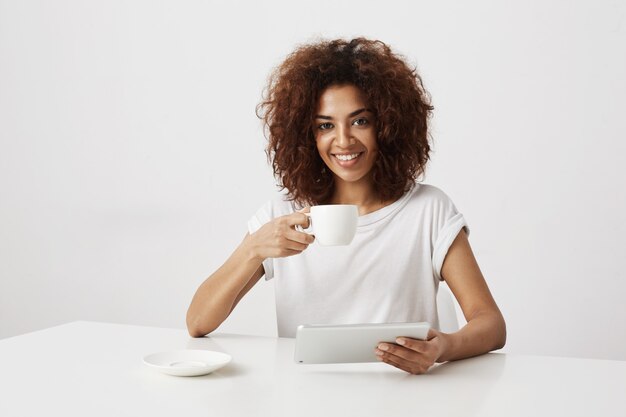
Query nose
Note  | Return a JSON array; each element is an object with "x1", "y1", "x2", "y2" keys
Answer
[{"x1": 335, "y1": 124, "x2": 355, "y2": 148}]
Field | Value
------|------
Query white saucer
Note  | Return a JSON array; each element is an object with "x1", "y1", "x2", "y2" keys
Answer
[{"x1": 143, "y1": 349, "x2": 232, "y2": 376}]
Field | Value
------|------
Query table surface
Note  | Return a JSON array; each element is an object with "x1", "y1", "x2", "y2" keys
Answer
[{"x1": 1, "y1": 321, "x2": 624, "y2": 417}]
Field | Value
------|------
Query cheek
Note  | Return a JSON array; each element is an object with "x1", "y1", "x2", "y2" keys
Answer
[
  {"x1": 315, "y1": 142, "x2": 325, "y2": 158},
  {"x1": 316, "y1": 138, "x2": 331, "y2": 157},
  {"x1": 368, "y1": 141, "x2": 379, "y2": 158},
  {"x1": 365, "y1": 130, "x2": 378, "y2": 151},
  {"x1": 315, "y1": 138, "x2": 323, "y2": 153}
]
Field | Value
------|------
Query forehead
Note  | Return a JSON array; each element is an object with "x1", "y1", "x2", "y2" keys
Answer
[{"x1": 316, "y1": 84, "x2": 368, "y2": 113}]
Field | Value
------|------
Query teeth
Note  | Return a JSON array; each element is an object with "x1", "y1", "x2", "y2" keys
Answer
[{"x1": 335, "y1": 153, "x2": 361, "y2": 161}]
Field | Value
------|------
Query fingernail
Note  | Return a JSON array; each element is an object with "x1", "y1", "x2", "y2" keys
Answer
[
  {"x1": 378, "y1": 344, "x2": 388, "y2": 351},
  {"x1": 396, "y1": 338, "x2": 405, "y2": 345}
]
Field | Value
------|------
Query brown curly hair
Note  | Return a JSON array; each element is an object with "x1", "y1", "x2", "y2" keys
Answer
[{"x1": 256, "y1": 37, "x2": 434, "y2": 206}]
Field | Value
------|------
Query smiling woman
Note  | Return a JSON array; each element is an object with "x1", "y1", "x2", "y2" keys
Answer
[
  {"x1": 314, "y1": 85, "x2": 380, "y2": 203},
  {"x1": 256, "y1": 38, "x2": 433, "y2": 208},
  {"x1": 187, "y1": 38, "x2": 506, "y2": 375}
]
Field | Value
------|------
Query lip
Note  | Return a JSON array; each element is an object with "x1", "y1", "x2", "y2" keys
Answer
[{"x1": 331, "y1": 151, "x2": 364, "y2": 168}]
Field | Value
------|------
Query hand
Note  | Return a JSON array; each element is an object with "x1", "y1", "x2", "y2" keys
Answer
[
  {"x1": 246, "y1": 208, "x2": 315, "y2": 261},
  {"x1": 375, "y1": 329, "x2": 448, "y2": 375}
]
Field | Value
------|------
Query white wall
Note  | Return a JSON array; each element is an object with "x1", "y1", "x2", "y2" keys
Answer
[{"x1": 1, "y1": 0, "x2": 624, "y2": 361}]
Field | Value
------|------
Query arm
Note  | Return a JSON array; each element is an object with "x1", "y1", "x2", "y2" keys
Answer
[
  {"x1": 436, "y1": 228, "x2": 506, "y2": 361},
  {"x1": 186, "y1": 233, "x2": 264, "y2": 338},
  {"x1": 186, "y1": 210, "x2": 314, "y2": 337},
  {"x1": 375, "y1": 229, "x2": 506, "y2": 373}
]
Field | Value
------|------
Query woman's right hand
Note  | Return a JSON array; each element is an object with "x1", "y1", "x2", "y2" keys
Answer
[{"x1": 245, "y1": 208, "x2": 315, "y2": 262}]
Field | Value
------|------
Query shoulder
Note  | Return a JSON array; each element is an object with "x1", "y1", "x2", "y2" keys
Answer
[
  {"x1": 409, "y1": 183, "x2": 457, "y2": 207},
  {"x1": 406, "y1": 183, "x2": 462, "y2": 224}
]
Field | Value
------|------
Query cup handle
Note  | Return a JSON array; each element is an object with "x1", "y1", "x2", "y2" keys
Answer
[{"x1": 295, "y1": 213, "x2": 313, "y2": 233}]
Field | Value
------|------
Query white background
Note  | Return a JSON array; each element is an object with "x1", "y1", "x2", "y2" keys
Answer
[{"x1": 1, "y1": 0, "x2": 625, "y2": 361}]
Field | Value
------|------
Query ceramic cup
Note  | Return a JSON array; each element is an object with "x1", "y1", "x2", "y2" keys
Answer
[{"x1": 297, "y1": 205, "x2": 358, "y2": 246}]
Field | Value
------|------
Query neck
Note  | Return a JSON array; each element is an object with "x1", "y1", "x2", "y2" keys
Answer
[{"x1": 330, "y1": 176, "x2": 385, "y2": 215}]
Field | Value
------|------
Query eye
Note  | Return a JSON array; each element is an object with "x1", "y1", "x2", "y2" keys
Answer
[
  {"x1": 318, "y1": 122, "x2": 334, "y2": 130},
  {"x1": 352, "y1": 118, "x2": 369, "y2": 126}
]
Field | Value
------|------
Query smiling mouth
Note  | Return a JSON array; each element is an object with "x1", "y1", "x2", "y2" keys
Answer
[
  {"x1": 331, "y1": 152, "x2": 364, "y2": 167},
  {"x1": 332, "y1": 152, "x2": 364, "y2": 161}
]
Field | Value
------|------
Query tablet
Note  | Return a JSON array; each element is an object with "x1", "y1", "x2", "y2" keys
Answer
[{"x1": 294, "y1": 322, "x2": 430, "y2": 364}]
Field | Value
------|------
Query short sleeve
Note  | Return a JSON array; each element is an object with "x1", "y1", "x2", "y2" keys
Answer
[
  {"x1": 431, "y1": 193, "x2": 470, "y2": 281},
  {"x1": 247, "y1": 201, "x2": 275, "y2": 281}
]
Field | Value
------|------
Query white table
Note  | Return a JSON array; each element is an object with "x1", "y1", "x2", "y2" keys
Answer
[{"x1": 0, "y1": 321, "x2": 624, "y2": 416}]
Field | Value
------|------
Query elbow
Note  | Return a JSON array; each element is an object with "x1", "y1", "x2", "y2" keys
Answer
[
  {"x1": 493, "y1": 315, "x2": 507, "y2": 351},
  {"x1": 187, "y1": 325, "x2": 207, "y2": 338},
  {"x1": 188, "y1": 329, "x2": 208, "y2": 338},
  {"x1": 186, "y1": 312, "x2": 217, "y2": 338},
  {"x1": 494, "y1": 334, "x2": 507, "y2": 351}
]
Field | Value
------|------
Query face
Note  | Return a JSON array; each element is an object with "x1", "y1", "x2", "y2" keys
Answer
[{"x1": 314, "y1": 84, "x2": 378, "y2": 186}]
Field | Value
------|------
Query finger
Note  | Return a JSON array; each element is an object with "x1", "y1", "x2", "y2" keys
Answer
[
  {"x1": 426, "y1": 328, "x2": 440, "y2": 341},
  {"x1": 274, "y1": 248, "x2": 305, "y2": 258},
  {"x1": 285, "y1": 212, "x2": 311, "y2": 228},
  {"x1": 284, "y1": 228, "x2": 315, "y2": 245},
  {"x1": 274, "y1": 233, "x2": 309, "y2": 251},
  {"x1": 377, "y1": 352, "x2": 422, "y2": 375},
  {"x1": 376, "y1": 349, "x2": 429, "y2": 375},
  {"x1": 376, "y1": 343, "x2": 421, "y2": 362},
  {"x1": 297, "y1": 206, "x2": 311, "y2": 214},
  {"x1": 284, "y1": 239, "x2": 310, "y2": 251},
  {"x1": 394, "y1": 337, "x2": 430, "y2": 353},
  {"x1": 378, "y1": 353, "x2": 409, "y2": 373}
]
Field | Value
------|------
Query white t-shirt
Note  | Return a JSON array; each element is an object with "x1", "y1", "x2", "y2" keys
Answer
[{"x1": 247, "y1": 182, "x2": 469, "y2": 338}]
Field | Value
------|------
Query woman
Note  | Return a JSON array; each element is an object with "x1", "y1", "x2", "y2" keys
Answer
[{"x1": 187, "y1": 38, "x2": 506, "y2": 375}]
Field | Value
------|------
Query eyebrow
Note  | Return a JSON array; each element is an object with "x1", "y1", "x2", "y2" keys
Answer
[{"x1": 315, "y1": 108, "x2": 370, "y2": 120}]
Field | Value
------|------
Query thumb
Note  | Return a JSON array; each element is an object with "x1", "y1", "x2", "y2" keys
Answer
[{"x1": 427, "y1": 328, "x2": 441, "y2": 341}]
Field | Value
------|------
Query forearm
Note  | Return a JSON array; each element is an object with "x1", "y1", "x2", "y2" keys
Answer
[
  {"x1": 186, "y1": 236, "x2": 263, "y2": 337},
  {"x1": 437, "y1": 311, "x2": 506, "y2": 363}
]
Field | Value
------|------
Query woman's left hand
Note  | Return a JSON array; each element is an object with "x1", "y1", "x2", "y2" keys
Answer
[{"x1": 375, "y1": 329, "x2": 448, "y2": 375}]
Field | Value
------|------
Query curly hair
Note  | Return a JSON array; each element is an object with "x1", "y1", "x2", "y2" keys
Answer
[{"x1": 256, "y1": 37, "x2": 434, "y2": 206}]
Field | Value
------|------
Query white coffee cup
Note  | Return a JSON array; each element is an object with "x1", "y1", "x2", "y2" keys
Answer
[{"x1": 297, "y1": 205, "x2": 358, "y2": 246}]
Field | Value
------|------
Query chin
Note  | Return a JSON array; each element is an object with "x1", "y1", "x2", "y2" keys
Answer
[{"x1": 331, "y1": 171, "x2": 369, "y2": 184}]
